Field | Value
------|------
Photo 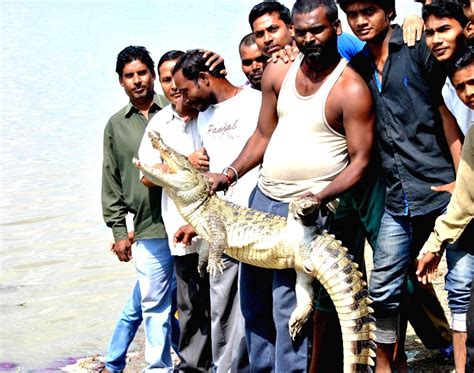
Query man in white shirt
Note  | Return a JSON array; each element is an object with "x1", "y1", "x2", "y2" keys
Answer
[
  {"x1": 173, "y1": 49, "x2": 262, "y2": 373},
  {"x1": 139, "y1": 50, "x2": 212, "y2": 373}
]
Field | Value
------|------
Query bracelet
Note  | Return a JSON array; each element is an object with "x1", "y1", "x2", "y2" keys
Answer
[{"x1": 222, "y1": 166, "x2": 238, "y2": 189}]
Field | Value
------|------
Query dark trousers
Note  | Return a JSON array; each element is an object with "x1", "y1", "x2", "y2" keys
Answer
[
  {"x1": 240, "y1": 186, "x2": 313, "y2": 373},
  {"x1": 174, "y1": 253, "x2": 212, "y2": 373}
]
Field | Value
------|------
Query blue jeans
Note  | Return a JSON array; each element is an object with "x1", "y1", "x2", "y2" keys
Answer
[
  {"x1": 104, "y1": 239, "x2": 174, "y2": 372},
  {"x1": 105, "y1": 281, "x2": 142, "y2": 373},
  {"x1": 370, "y1": 209, "x2": 443, "y2": 344},
  {"x1": 240, "y1": 187, "x2": 309, "y2": 373},
  {"x1": 105, "y1": 263, "x2": 179, "y2": 373},
  {"x1": 134, "y1": 238, "x2": 174, "y2": 372},
  {"x1": 445, "y1": 222, "x2": 474, "y2": 332}
]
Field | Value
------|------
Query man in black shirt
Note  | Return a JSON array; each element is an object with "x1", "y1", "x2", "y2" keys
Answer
[{"x1": 338, "y1": 0, "x2": 456, "y2": 370}]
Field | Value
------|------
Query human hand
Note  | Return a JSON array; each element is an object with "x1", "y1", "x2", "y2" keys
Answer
[
  {"x1": 402, "y1": 15, "x2": 424, "y2": 47},
  {"x1": 297, "y1": 192, "x2": 323, "y2": 205},
  {"x1": 188, "y1": 147, "x2": 210, "y2": 171},
  {"x1": 111, "y1": 238, "x2": 133, "y2": 262},
  {"x1": 206, "y1": 172, "x2": 230, "y2": 194},
  {"x1": 269, "y1": 44, "x2": 299, "y2": 64},
  {"x1": 202, "y1": 50, "x2": 227, "y2": 76},
  {"x1": 128, "y1": 231, "x2": 135, "y2": 245},
  {"x1": 416, "y1": 252, "x2": 442, "y2": 285},
  {"x1": 431, "y1": 181, "x2": 456, "y2": 194},
  {"x1": 174, "y1": 224, "x2": 197, "y2": 246},
  {"x1": 294, "y1": 192, "x2": 323, "y2": 222}
]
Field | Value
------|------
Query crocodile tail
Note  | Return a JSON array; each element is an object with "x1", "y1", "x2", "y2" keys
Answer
[{"x1": 309, "y1": 233, "x2": 376, "y2": 373}]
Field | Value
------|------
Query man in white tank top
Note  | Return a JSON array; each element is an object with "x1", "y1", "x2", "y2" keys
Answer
[{"x1": 208, "y1": 1, "x2": 375, "y2": 372}]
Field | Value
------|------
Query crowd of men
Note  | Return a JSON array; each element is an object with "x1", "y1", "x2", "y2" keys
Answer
[{"x1": 101, "y1": 0, "x2": 473, "y2": 372}]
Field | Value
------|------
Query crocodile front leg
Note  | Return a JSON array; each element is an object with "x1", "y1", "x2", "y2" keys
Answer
[
  {"x1": 289, "y1": 271, "x2": 314, "y2": 340},
  {"x1": 203, "y1": 214, "x2": 228, "y2": 277}
]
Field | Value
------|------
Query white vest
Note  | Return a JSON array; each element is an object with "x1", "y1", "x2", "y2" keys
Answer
[{"x1": 258, "y1": 53, "x2": 349, "y2": 203}]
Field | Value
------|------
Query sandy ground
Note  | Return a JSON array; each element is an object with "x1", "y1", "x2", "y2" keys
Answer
[{"x1": 64, "y1": 250, "x2": 455, "y2": 372}]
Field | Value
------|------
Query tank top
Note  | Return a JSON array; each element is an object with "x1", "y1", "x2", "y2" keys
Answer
[{"x1": 258, "y1": 53, "x2": 349, "y2": 203}]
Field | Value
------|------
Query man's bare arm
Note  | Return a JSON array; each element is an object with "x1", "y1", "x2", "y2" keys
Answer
[
  {"x1": 210, "y1": 62, "x2": 289, "y2": 191},
  {"x1": 430, "y1": 105, "x2": 462, "y2": 193},
  {"x1": 313, "y1": 72, "x2": 375, "y2": 205},
  {"x1": 439, "y1": 104, "x2": 463, "y2": 172}
]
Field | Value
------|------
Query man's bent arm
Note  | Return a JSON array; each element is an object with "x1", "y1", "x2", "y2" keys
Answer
[
  {"x1": 314, "y1": 75, "x2": 375, "y2": 205},
  {"x1": 438, "y1": 104, "x2": 463, "y2": 173},
  {"x1": 212, "y1": 62, "x2": 288, "y2": 190}
]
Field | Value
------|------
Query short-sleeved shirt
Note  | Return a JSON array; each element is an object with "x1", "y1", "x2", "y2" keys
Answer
[
  {"x1": 197, "y1": 86, "x2": 261, "y2": 207},
  {"x1": 443, "y1": 78, "x2": 473, "y2": 136},
  {"x1": 350, "y1": 25, "x2": 454, "y2": 217}
]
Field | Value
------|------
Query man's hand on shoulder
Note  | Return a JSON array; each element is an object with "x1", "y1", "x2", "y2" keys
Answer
[
  {"x1": 268, "y1": 45, "x2": 299, "y2": 64},
  {"x1": 402, "y1": 15, "x2": 424, "y2": 47}
]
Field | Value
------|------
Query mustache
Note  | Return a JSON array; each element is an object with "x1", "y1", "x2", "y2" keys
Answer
[{"x1": 302, "y1": 44, "x2": 324, "y2": 55}]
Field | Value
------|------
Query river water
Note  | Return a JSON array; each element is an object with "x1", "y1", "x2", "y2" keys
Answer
[{"x1": 0, "y1": 0, "x2": 419, "y2": 370}]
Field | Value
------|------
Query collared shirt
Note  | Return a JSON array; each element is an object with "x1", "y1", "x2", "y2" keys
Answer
[
  {"x1": 102, "y1": 93, "x2": 168, "y2": 241},
  {"x1": 423, "y1": 125, "x2": 474, "y2": 254},
  {"x1": 443, "y1": 78, "x2": 474, "y2": 136},
  {"x1": 350, "y1": 25, "x2": 454, "y2": 216},
  {"x1": 138, "y1": 104, "x2": 202, "y2": 256}
]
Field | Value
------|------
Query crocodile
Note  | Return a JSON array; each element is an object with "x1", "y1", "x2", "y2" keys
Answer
[{"x1": 134, "y1": 131, "x2": 376, "y2": 372}]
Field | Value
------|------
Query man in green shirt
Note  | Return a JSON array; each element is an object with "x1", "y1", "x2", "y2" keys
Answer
[{"x1": 101, "y1": 45, "x2": 173, "y2": 373}]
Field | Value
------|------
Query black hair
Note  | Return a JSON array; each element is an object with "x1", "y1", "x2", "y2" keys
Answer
[
  {"x1": 447, "y1": 45, "x2": 473, "y2": 79},
  {"x1": 422, "y1": 1, "x2": 469, "y2": 28},
  {"x1": 292, "y1": 0, "x2": 339, "y2": 24},
  {"x1": 115, "y1": 45, "x2": 155, "y2": 77},
  {"x1": 249, "y1": 1, "x2": 292, "y2": 30},
  {"x1": 337, "y1": 0, "x2": 397, "y2": 21},
  {"x1": 239, "y1": 33, "x2": 257, "y2": 51},
  {"x1": 172, "y1": 49, "x2": 226, "y2": 81},
  {"x1": 157, "y1": 50, "x2": 185, "y2": 75}
]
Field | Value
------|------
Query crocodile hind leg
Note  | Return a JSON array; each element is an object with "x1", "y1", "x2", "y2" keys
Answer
[
  {"x1": 198, "y1": 240, "x2": 210, "y2": 277},
  {"x1": 309, "y1": 234, "x2": 376, "y2": 373},
  {"x1": 289, "y1": 271, "x2": 314, "y2": 340}
]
